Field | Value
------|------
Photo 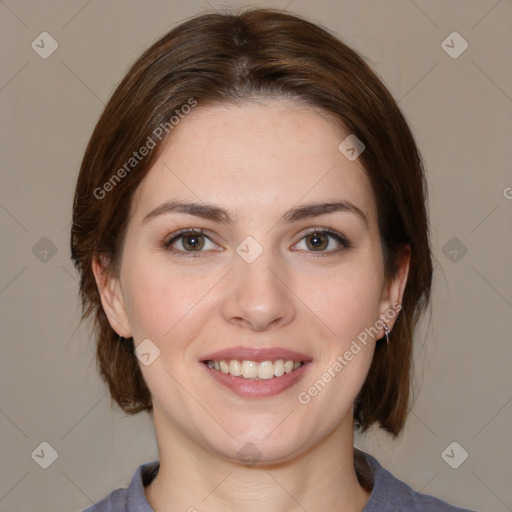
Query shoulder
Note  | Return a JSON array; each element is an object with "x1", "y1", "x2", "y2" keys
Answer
[
  {"x1": 357, "y1": 449, "x2": 477, "y2": 512},
  {"x1": 81, "y1": 460, "x2": 159, "y2": 512}
]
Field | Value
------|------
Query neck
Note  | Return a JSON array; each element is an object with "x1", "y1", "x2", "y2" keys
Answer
[{"x1": 145, "y1": 409, "x2": 371, "y2": 512}]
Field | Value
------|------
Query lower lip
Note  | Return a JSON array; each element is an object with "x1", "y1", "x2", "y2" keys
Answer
[{"x1": 202, "y1": 363, "x2": 310, "y2": 399}]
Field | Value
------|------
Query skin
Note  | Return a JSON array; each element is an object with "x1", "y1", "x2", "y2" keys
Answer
[{"x1": 93, "y1": 99, "x2": 410, "y2": 512}]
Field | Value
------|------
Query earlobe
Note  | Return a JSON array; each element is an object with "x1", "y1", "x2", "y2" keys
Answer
[{"x1": 92, "y1": 256, "x2": 132, "y2": 338}]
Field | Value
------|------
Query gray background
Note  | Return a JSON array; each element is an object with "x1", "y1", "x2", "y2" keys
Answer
[{"x1": 1, "y1": 1, "x2": 511, "y2": 511}]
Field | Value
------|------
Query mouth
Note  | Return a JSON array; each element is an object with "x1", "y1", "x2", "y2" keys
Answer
[
  {"x1": 200, "y1": 347, "x2": 312, "y2": 399},
  {"x1": 203, "y1": 359, "x2": 304, "y2": 380}
]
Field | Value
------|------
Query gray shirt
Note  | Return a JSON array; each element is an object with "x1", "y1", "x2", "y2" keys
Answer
[{"x1": 82, "y1": 449, "x2": 476, "y2": 511}]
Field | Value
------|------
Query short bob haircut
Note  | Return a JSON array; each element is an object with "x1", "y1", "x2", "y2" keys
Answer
[{"x1": 71, "y1": 8, "x2": 432, "y2": 438}]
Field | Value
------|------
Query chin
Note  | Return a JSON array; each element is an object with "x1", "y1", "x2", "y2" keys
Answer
[{"x1": 206, "y1": 424, "x2": 318, "y2": 467}]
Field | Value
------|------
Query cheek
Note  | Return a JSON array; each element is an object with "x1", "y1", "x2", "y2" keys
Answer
[
  {"x1": 121, "y1": 239, "x2": 385, "y2": 351},
  {"x1": 301, "y1": 259, "x2": 385, "y2": 341},
  {"x1": 120, "y1": 251, "x2": 218, "y2": 343},
  {"x1": 294, "y1": 270, "x2": 380, "y2": 424}
]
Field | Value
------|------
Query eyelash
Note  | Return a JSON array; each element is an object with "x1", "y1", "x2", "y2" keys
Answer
[
  {"x1": 293, "y1": 228, "x2": 351, "y2": 256},
  {"x1": 163, "y1": 229, "x2": 213, "y2": 258},
  {"x1": 163, "y1": 228, "x2": 350, "y2": 257}
]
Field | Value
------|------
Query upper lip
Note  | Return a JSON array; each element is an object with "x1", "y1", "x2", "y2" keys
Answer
[{"x1": 201, "y1": 346, "x2": 312, "y2": 363}]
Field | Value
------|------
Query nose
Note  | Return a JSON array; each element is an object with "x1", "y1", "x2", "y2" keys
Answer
[{"x1": 221, "y1": 252, "x2": 296, "y2": 332}]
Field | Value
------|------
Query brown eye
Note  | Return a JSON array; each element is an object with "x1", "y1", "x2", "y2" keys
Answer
[
  {"x1": 165, "y1": 230, "x2": 217, "y2": 253},
  {"x1": 305, "y1": 232, "x2": 329, "y2": 251},
  {"x1": 181, "y1": 233, "x2": 205, "y2": 251},
  {"x1": 293, "y1": 229, "x2": 350, "y2": 254}
]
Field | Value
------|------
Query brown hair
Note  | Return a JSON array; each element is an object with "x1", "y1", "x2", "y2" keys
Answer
[{"x1": 71, "y1": 8, "x2": 432, "y2": 437}]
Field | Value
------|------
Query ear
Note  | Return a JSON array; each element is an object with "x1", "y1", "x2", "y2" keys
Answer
[
  {"x1": 379, "y1": 244, "x2": 411, "y2": 330},
  {"x1": 92, "y1": 255, "x2": 132, "y2": 338}
]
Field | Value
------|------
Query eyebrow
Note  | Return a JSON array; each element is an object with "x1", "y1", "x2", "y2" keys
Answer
[{"x1": 142, "y1": 200, "x2": 368, "y2": 227}]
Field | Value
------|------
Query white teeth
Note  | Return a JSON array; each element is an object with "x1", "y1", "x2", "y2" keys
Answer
[
  {"x1": 206, "y1": 359, "x2": 304, "y2": 379},
  {"x1": 219, "y1": 360, "x2": 229, "y2": 374},
  {"x1": 257, "y1": 361, "x2": 274, "y2": 380},
  {"x1": 229, "y1": 359, "x2": 241, "y2": 376},
  {"x1": 241, "y1": 360, "x2": 258, "y2": 379},
  {"x1": 274, "y1": 359, "x2": 285, "y2": 376}
]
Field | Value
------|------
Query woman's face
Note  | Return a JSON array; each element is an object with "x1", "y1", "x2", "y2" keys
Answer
[{"x1": 97, "y1": 99, "x2": 408, "y2": 464}]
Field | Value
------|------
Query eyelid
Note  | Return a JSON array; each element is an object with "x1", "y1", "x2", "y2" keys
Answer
[
  {"x1": 164, "y1": 228, "x2": 221, "y2": 255},
  {"x1": 163, "y1": 227, "x2": 350, "y2": 256},
  {"x1": 164, "y1": 228, "x2": 205, "y2": 245},
  {"x1": 291, "y1": 227, "x2": 351, "y2": 253}
]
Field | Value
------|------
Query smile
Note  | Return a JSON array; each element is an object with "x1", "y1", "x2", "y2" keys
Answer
[{"x1": 204, "y1": 359, "x2": 304, "y2": 380}]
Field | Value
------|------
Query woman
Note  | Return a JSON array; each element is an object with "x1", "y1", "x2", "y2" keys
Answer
[{"x1": 71, "y1": 8, "x2": 475, "y2": 511}]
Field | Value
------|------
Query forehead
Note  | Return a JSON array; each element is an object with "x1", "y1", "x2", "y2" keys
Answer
[{"x1": 130, "y1": 99, "x2": 377, "y2": 226}]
